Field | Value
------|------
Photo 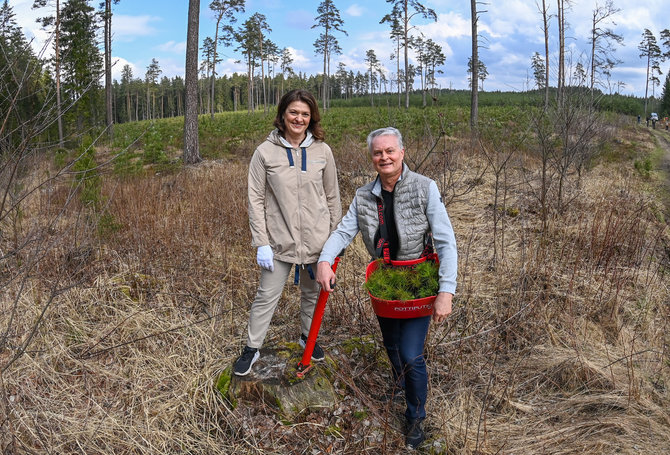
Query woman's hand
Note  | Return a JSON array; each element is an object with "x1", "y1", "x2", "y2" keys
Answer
[
  {"x1": 256, "y1": 245, "x2": 274, "y2": 271},
  {"x1": 316, "y1": 261, "x2": 336, "y2": 292},
  {"x1": 433, "y1": 292, "x2": 453, "y2": 323}
]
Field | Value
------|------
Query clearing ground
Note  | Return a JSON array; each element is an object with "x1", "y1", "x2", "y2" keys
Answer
[{"x1": 2, "y1": 114, "x2": 670, "y2": 454}]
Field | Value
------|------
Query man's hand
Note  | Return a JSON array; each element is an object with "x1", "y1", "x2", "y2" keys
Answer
[
  {"x1": 433, "y1": 292, "x2": 453, "y2": 323},
  {"x1": 316, "y1": 261, "x2": 336, "y2": 292}
]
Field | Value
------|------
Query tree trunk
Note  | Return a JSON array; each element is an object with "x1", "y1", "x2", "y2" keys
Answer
[
  {"x1": 557, "y1": 0, "x2": 564, "y2": 105},
  {"x1": 542, "y1": 0, "x2": 549, "y2": 110},
  {"x1": 644, "y1": 52, "x2": 650, "y2": 116},
  {"x1": 397, "y1": 37, "x2": 401, "y2": 108},
  {"x1": 322, "y1": 25, "x2": 329, "y2": 111},
  {"x1": 104, "y1": 0, "x2": 113, "y2": 141},
  {"x1": 55, "y1": 0, "x2": 63, "y2": 147},
  {"x1": 470, "y1": 0, "x2": 479, "y2": 131},
  {"x1": 403, "y1": 5, "x2": 410, "y2": 109},
  {"x1": 210, "y1": 15, "x2": 222, "y2": 120},
  {"x1": 183, "y1": 0, "x2": 201, "y2": 165},
  {"x1": 259, "y1": 30, "x2": 267, "y2": 113}
]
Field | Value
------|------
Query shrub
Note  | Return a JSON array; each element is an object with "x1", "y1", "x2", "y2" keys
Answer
[
  {"x1": 634, "y1": 157, "x2": 653, "y2": 178},
  {"x1": 72, "y1": 146, "x2": 101, "y2": 208}
]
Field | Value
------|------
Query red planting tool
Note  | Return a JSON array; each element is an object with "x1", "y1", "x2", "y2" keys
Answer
[{"x1": 296, "y1": 255, "x2": 341, "y2": 379}]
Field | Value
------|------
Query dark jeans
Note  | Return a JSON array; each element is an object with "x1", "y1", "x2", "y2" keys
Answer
[{"x1": 377, "y1": 315, "x2": 431, "y2": 421}]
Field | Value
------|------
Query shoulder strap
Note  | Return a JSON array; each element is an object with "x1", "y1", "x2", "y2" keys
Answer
[{"x1": 374, "y1": 197, "x2": 391, "y2": 264}]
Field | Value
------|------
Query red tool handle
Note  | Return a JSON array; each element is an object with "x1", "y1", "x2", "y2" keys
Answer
[{"x1": 297, "y1": 257, "x2": 341, "y2": 376}]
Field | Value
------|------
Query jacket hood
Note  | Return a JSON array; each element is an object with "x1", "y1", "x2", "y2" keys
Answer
[{"x1": 267, "y1": 128, "x2": 315, "y2": 148}]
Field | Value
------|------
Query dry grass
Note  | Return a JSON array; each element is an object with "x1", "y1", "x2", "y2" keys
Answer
[{"x1": 1, "y1": 123, "x2": 670, "y2": 454}]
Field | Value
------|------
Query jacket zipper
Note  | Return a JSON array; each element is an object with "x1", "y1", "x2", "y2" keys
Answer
[{"x1": 296, "y1": 147, "x2": 303, "y2": 264}]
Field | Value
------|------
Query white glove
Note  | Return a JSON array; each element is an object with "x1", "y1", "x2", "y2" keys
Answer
[{"x1": 256, "y1": 245, "x2": 274, "y2": 271}]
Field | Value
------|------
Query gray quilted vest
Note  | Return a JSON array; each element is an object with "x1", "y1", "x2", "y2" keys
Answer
[{"x1": 356, "y1": 164, "x2": 432, "y2": 260}]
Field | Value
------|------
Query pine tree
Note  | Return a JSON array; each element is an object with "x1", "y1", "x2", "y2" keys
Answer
[
  {"x1": 384, "y1": 0, "x2": 436, "y2": 108},
  {"x1": 365, "y1": 49, "x2": 381, "y2": 106},
  {"x1": 32, "y1": 0, "x2": 65, "y2": 145},
  {"x1": 312, "y1": 0, "x2": 347, "y2": 111},
  {"x1": 381, "y1": 13, "x2": 403, "y2": 107},
  {"x1": 208, "y1": 0, "x2": 245, "y2": 120},
  {"x1": 59, "y1": 0, "x2": 103, "y2": 135},
  {"x1": 639, "y1": 29, "x2": 662, "y2": 117},
  {"x1": 660, "y1": 73, "x2": 670, "y2": 116},
  {"x1": 145, "y1": 58, "x2": 161, "y2": 120},
  {"x1": 589, "y1": 0, "x2": 623, "y2": 103},
  {"x1": 0, "y1": 0, "x2": 43, "y2": 147},
  {"x1": 183, "y1": 0, "x2": 201, "y2": 164},
  {"x1": 531, "y1": 52, "x2": 546, "y2": 90},
  {"x1": 100, "y1": 0, "x2": 119, "y2": 141}
]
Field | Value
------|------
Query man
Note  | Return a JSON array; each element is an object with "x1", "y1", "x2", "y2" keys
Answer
[{"x1": 317, "y1": 127, "x2": 458, "y2": 450}]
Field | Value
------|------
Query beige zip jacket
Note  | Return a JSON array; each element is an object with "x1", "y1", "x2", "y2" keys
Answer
[{"x1": 248, "y1": 129, "x2": 341, "y2": 265}]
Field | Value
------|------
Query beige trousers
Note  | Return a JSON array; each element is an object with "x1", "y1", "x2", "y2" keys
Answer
[{"x1": 246, "y1": 259, "x2": 320, "y2": 349}]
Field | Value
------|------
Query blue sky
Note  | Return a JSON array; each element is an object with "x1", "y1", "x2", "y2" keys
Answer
[{"x1": 8, "y1": 0, "x2": 670, "y2": 97}]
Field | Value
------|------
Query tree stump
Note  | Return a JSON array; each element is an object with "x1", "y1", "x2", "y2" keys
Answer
[{"x1": 216, "y1": 342, "x2": 338, "y2": 420}]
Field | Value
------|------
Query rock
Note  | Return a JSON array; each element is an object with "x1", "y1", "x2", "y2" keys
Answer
[{"x1": 216, "y1": 342, "x2": 338, "y2": 420}]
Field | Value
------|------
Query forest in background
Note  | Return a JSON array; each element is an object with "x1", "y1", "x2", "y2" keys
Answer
[{"x1": 3, "y1": 0, "x2": 670, "y2": 154}]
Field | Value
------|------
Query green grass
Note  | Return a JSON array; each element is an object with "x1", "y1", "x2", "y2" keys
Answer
[{"x1": 111, "y1": 104, "x2": 536, "y2": 163}]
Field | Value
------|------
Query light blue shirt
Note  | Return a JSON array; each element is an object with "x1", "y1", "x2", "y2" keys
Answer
[{"x1": 319, "y1": 176, "x2": 458, "y2": 294}]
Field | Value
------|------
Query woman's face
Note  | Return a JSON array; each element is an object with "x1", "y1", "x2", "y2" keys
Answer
[
  {"x1": 283, "y1": 100, "x2": 311, "y2": 140},
  {"x1": 371, "y1": 134, "x2": 404, "y2": 180}
]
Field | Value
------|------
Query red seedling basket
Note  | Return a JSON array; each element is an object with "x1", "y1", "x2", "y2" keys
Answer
[{"x1": 365, "y1": 253, "x2": 438, "y2": 319}]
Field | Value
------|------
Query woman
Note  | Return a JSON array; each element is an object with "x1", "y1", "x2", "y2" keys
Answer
[
  {"x1": 316, "y1": 127, "x2": 457, "y2": 450},
  {"x1": 234, "y1": 89, "x2": 341, "y2": 376}
]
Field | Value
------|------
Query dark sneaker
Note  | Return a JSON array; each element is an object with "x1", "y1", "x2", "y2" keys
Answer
[
  {"x1": 299, "y1": 334, "x2": 325, "y2": 361},
  {"x1": 406, "y1": 419, "x2": 426, "y2": 450},
  {"x1": 233, "y1": 346, "x2": 259, "y2": 376}
]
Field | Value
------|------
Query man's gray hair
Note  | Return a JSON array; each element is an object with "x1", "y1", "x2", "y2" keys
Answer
[{"x1": 367, "y1": 127, "x2": 404, "y2": 154}]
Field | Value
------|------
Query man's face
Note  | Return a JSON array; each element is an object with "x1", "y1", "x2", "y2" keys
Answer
[{"x1": 371, "y1": 134, "x2": 404, "y2": 180}]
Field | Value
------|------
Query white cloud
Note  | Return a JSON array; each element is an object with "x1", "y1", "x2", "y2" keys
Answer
[
  {"x1": 110, "y1": 56, "x2": 137, "y2": 81},
  {"x1": 155, "y1": 58, "x2": 184, "y2": 79},
  {"x1": 419, "y1": 12, "x2": 469, "y2": 40},
  {"x1": 485, "y1": 1, "x2": 540, "y2": 38},
  {"x1": 217, "y1": 57, "x2": 247, "y2": 76},
  {"x1": 113, "y1": 14, "x2": 161, "y2": 42},
  {"x1": 285, "y1": 46, "x2": 323, "y2": 74},
  {"x1": 346, "y1": 4, "x2": 365, "y2": 17},
  {"x1": 156, "y1": 40, "x2": 187, "y2": 54},
  {"x1": 9, "y1": 0, "x2": 52, "y2": 57}
]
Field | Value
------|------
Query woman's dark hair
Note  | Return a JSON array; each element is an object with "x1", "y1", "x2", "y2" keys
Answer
[{"x1": 273, "y1": 89, "x2": 325, "y2": 141}]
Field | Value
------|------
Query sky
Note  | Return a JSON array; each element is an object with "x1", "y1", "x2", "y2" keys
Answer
[{"x1": 7, "y1": 0, "x2": 670, "y2": 97}]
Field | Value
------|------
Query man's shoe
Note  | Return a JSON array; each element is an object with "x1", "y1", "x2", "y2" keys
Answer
[
  {"x1": 233, "y1": 346, "x2": 259, "y2": 376},
  {"x1": 406, "y1": 419, "x2": 426, "y2": 450},
  {"x1": 299, "y1": 334, "x2": 325, "y2": 361}
]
